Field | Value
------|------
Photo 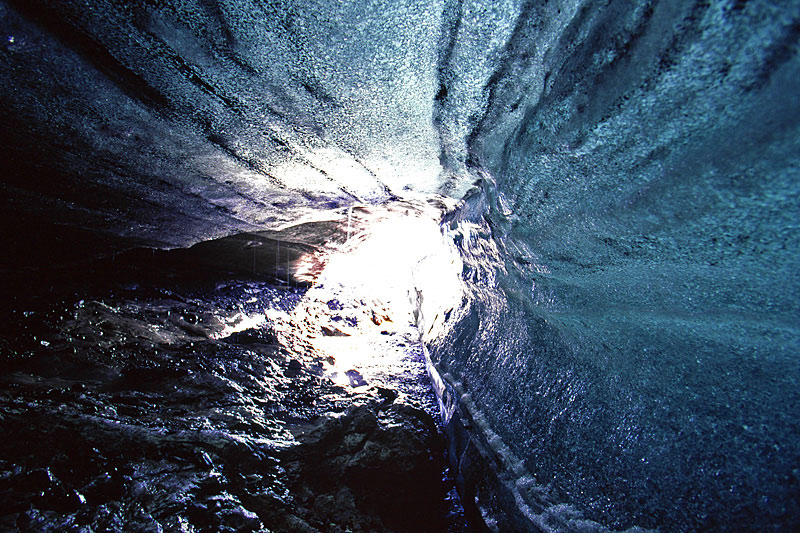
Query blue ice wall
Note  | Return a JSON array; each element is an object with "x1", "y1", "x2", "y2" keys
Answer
[
  {"x1": 1, "y1": 0, "x2": 799, "y2": 530},
  {"x1": 430, "y1": 0, "x2": 800, "y2": 531}
]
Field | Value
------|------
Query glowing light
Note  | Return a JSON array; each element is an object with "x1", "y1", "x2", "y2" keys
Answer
[
  {"x1": 270, "y1": 200, "x2": 465, "y2": 389},
  {"x1": 313, "y1": 207, "x2": 463, "y2": 334}
]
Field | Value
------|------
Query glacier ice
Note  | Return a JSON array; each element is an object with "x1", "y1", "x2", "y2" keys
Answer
[
  {"x1": 427, "y1": 1, "x2": 800, "y2": 531},
  {"x1": 0, "y1": 0, "x2": 798, "y2": 531}
]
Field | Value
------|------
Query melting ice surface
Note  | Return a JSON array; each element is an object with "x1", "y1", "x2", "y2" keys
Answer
[{"x1": 428, "y1": 176, "x2": 800, "y2": 531}]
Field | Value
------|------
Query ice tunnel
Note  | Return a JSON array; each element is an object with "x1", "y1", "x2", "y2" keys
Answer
[{"x1": 1, "y1": 0, "x2": 799, "y2": 531}]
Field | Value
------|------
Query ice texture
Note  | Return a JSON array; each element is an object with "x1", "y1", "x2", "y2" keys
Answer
[
  {"x1": 1, "y1": 0, "x2": 799, "y2": 531},
  {"x1": 428, "y1": 1, "x2": 800, "y2": 531}
]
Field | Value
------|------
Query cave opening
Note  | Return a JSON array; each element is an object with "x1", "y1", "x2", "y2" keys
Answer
[
  {"x1": 2, "y1": 0, "x2": 799, "y2": 531},
  {"x1": 0, "y1": 195, "x2": 477, "y2": 532}
]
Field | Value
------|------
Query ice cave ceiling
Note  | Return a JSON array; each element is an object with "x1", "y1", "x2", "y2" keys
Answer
[
  {"x1": 1, "y1": 0, "x2": 797, "y2": 268},
  {"x1": 1, "y1": 0, "x2": 471, "y2": 265},
  {"x1": 1, "y1": 0, "x2": 799, "y2": 530}
]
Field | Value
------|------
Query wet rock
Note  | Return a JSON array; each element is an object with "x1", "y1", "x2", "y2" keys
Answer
[
  {"x1": 168, "y1": 314, "x2": 212, "y2": 338},
  {"x1": 282, "y1": 403, "x2": 451, "y2": 532},
  {"x1": 223, "y1": 329, "x2": 275, "y2": 345},
  {"x1": 376, "y1": 387, "x2": 398, "y2": 405},
  {"x1": 320, "y1": 325, "x2": 350, "y2": 337},
  {"x1": 345, "y1": 369, "x2": 368, "y2": 388},
  {"x1": 285, "y1": 359, "x2": 303, "y2": 378},
  {"x1": 188, "y1": 494, "x2": 264, "y2": 532},
  {"x1": 219, "y1": 505, "x2": 262, "y2": 532},
  {"x1": 0, "y1": 273, "x2": 467, "y2": 532}
]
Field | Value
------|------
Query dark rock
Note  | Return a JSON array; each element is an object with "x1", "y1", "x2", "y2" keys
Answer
[
  {"x1": 376, "y1": 387, "x2": 398, "y2": 405},
  {"x1": 320, "y1": 325, "x2": 350, "y2": 337},
  {"x1": 326, "y1": 300, "x2": 344, "y2": 311},
  {"x1": 225, "y1": 329, "x2": 276, "y2": 345},
  {"x1": 285, "y1": 359, "x2": 303, "y2": 378},
  {"x1": 82, "y1": 472, "x2": 124, "y2": 505},
  {"x1": 282, "y1": 404, "x2": 451, "y2": 532},
  {"x1": 0, "y1": 275, "x2": 467, "y2": 532},
  {"x1": 219, "y1": 505, "x2": 262, "y2": 532},
  {"x1": 344, "y1": 369, "x2": 368, "y2": 388}
]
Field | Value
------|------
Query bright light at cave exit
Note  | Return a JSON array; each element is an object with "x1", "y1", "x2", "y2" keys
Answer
[{"x1": 276, "y1": 201, "x2": 464, "y2": 388}]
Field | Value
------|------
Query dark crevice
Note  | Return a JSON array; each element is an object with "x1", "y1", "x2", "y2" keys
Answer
[
  {"x1": 195, "y1": 0, "x2": 259, "y2": 74},
  {"x1": 6, "y1": 0, "x2": 172, "y2": 115},
  {"x1": 206, "y1": 133, "x2": 286, "y2": 189},
  {"x1": 433, "y1": 0, "x2": 465, "y2": 174},
  {"x1": 465, "y1": 0, "x2": 542, "y2": 166},
  {"x1": 746, "y1": 16, "x2": 800, "y2": 91}
]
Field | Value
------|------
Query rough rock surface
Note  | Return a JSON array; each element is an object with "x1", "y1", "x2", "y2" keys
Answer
[
  {"x1": 0, "y1": 256, "x2": 466, "y2": 532},
  {"x1": 279, "y1": 403, "x2": 452, "y2": 532}
]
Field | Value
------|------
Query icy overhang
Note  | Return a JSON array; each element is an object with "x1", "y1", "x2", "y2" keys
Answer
[
  {"x1": 0, "y1": 0, "x2": 537, "y2": 271},
  {"x1": 0, "y1": 0, "x2": 445, "y2": 265}
]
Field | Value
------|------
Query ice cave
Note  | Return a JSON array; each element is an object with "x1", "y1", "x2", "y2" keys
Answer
[{"x1": 1, "y1": 0, "x2": 798, "y2": 531}]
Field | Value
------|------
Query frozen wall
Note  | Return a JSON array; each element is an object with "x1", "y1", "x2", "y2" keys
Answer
[
  {"x1": 429, "y1": 0, "x2": 800, "y2": 531},
  {"x1": 0, "y1": 0, "x2": 450, "y2": 267}
]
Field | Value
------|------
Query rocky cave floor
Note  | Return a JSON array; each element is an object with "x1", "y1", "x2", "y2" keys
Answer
[{"x1": 0, "y1": 256, "x2": 470, "y2": 532}]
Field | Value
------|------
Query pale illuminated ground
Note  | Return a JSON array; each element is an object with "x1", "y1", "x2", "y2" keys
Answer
[{"x1": 267, "y1": 198, "x2": 464, "y2": 394}]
